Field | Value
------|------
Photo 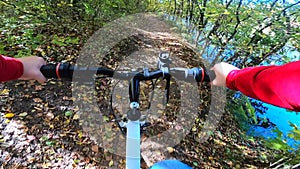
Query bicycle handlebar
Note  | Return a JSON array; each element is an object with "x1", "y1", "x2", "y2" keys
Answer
[
  {"x1": 40, "y1": 62, "x2": 215, "y2": 120},
  {"x1": 40, "y1": 63, "x2": 216, "y2": 83}
]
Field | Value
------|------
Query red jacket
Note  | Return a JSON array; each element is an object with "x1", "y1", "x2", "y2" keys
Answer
[
  {"x1": 0, "y1": 55, "x2": 23, "y2": 82},
  {"x1": 227, "y1": 61, "x2": 300, "y2": 112}
]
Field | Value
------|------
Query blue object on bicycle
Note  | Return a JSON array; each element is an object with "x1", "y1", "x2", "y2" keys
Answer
[{"x1": 149, "y1": 160, "x2": 193, "y2": 169}]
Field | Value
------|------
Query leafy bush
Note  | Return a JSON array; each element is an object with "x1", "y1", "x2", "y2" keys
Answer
[
  {"x1": 226, "y1": 93, "x2": 258, "y2": 132},
  {"x1": 0, "y1": 0, "x2": 149, "y2": 57},
  {"x1": 264, "y1": 123, "x2": 300, "y2": 167}
]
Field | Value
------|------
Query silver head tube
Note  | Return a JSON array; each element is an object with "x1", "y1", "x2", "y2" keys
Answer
[{"x1": 157, "y1": 51, "x2": 172, "y2": 77}]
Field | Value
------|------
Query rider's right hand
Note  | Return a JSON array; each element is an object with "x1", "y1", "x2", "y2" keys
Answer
[{"x1": 210, "y1": 62, "x2": 240, "y2": 87}]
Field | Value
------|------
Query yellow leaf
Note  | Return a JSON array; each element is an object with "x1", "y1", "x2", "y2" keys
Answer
[
  {"x1": 167, "y1": 147, "x2": 175, "y2": 153},
  {"x1": 116, "y1": 94, "x2": 122, "y2": 99},
  {"x1": 78, "y1": 131, "x2": 83, "y2": 138},
  {"x1": 0, "y1": 89, "x2": 10, "y2": 95},
  {"x1": 73, "y1": 114, "x2": 79, "y2": 120},
  {"x1": 109, "y1": 160, "x2": 114, "y2": 167},
  {"x1": 4, "y1": 113, "x2": 15, "y2": 118}
]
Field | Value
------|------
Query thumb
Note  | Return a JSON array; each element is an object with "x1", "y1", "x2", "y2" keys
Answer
[{"x1": 36, "y1": 73, "x2": 47, "y2": 83}]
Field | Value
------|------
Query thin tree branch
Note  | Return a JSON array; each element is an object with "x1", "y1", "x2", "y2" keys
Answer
[{"x1": 227, "y1": 0, "x2": 243, "y2": 42}]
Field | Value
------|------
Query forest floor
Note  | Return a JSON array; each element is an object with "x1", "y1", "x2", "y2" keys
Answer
[{"x1": 0, "y1": 14, "x2": 278, "y2": 169}]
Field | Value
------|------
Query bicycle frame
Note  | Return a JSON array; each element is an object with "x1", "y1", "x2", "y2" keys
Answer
[{"x1": 126, "y1": 118, "x2": 141, "y2": 168}]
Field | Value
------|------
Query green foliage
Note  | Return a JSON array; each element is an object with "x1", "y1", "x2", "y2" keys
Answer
[
  {"x1": 227, "y1": 95, "x2": 300, "y2": 166},
  {"x1": 0, "y1": 0, "x2": 149, "y2": 24},
  {"x1": 288, "y1": 122, "x2": 300, "y2": 141},
  {"x1": 264, "y1": 128, "x2": 292, "y2": 151},
  {"x1": 226, "y1": 94, "x2": 258, "y2": 132},
  {"x1": 150, "y1": 0, "x2": 300, "y2": 66},
  {"x1": 52, "y1": 35, "x2": 79, "y2": 47},
  {"x1": 227, "y1": 94, "x2": 300, "y2": 165},
  {"x1": 0, "y1": 13, "x2": 45, "y2": 57},
  {"x1": 263, "y1": 123, "x2": 300, "y2": 166},
  {"x1": 77, "y1": 0, "x2": 148, "y2": 21},
  {"x1": 0, "y1": 0, "x2": 149, "y2": 57}
]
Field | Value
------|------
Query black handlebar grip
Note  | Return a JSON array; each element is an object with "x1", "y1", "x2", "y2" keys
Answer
[
  {"x1": 40, "y1": 63, "x2": 73, "y2": 81},
  {"x1": 40, "y1": 64, "x2": 58, "y2": 79},
  {"x1": 192, "y1": 67, "x2": 216, "y2": 83},
  {"x1": 203, "y1": 69, "x2": 216, "y2": 82}
]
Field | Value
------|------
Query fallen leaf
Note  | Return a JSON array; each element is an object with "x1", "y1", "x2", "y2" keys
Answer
[
  {"x1": 92, "y1": 145, "x2": 99, "y2": 153},
  {"x1": 35, "y1": 85, "x2": 43, "y2": 91},
  {"x1": 167, "y1": 147, "x2": 175, "y2": 153},
  {"x1": 116, "y1": 94, "x2": 122, "y2": 99},
  {"x1": 18, "y1": 112, "x2": 28, "y2": 117},
  {"x1": 4, "y1": 113, "x2": 15, "y2": 118},
  {"x1": 157, "y1": 104, "x2": 164, "y2": 109},
  {"x1": 27, "y1": 155, "x2": 36, "y2": 163},
  {"x1": 33, "y1": 98, "x2": 43, "y2": 103},
  {"x1": 49, "y1": 124, "x2": 54, "y2": 129},
  {"x1": 65, "y1": 111, "x2": 73, "y2": 117},
  {"x1": 109, "y1": 160, "x2": 114, "y2": 167},
  {"x1": 0, "y1": 89, "x2": 10, "y2": 95},
  {"x1": 73, "y1": 114, "x2": 79, "y2": 120},
  {"x1": 46, "y1": 112, "x2": 54, "y2": 120},
  {"x1": 34, "y1": 107, "x2": 42, "y2": 111},
  {"x1": 27, "y1": 135, "x2": 36, "y2": 142}
]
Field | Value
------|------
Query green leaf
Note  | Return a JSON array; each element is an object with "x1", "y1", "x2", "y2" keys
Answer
[
  {"x1": 41, "y1": 135, "x2": 49, "y2": 141},
  {"x1": 65, "y1": 37, "x2": 79, "y2": 44},
  {"x1": 52, "y1": 39, "x2": 66, "y2": 47},
  {"x1": 46, "y1": 141, "x2": 55, "y2": 146},
  {"x1": 273, "y1": 127, "x2": 283, "y2": 138},
  {"x1": 103, "y1": 115, "x2": 109, "y2": 122},
  {"x1": 289, "y1": 122, "x2": 299, "y2": 129},
  {"x1": 65, "y1": 111, "x2": 73, "y2": 117},
  {"x1": 272, "y1": 142, "x2": 283, "y2": 150}
]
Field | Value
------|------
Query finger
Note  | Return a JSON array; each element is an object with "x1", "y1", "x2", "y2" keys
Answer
[
  {"x1": 37, "y1": 59, "x2": 46, "y2": 83},
  {"x1": 35, "y1": 70, "x2": 47, "y2": 83},
  {"x1": 37, "y1": 75, "x2": 47, "y2": 83},
  {"x1": 210, "y1": 79, "x2": 217, "y2": 86}
]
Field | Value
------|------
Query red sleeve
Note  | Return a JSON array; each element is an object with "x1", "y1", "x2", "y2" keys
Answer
[
  {"x1": 226, "y1": 61, "x2": 300, "y2": 112},
  {"x1": 0, "y1": 55, "x2": 24, "y2": 82}
]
